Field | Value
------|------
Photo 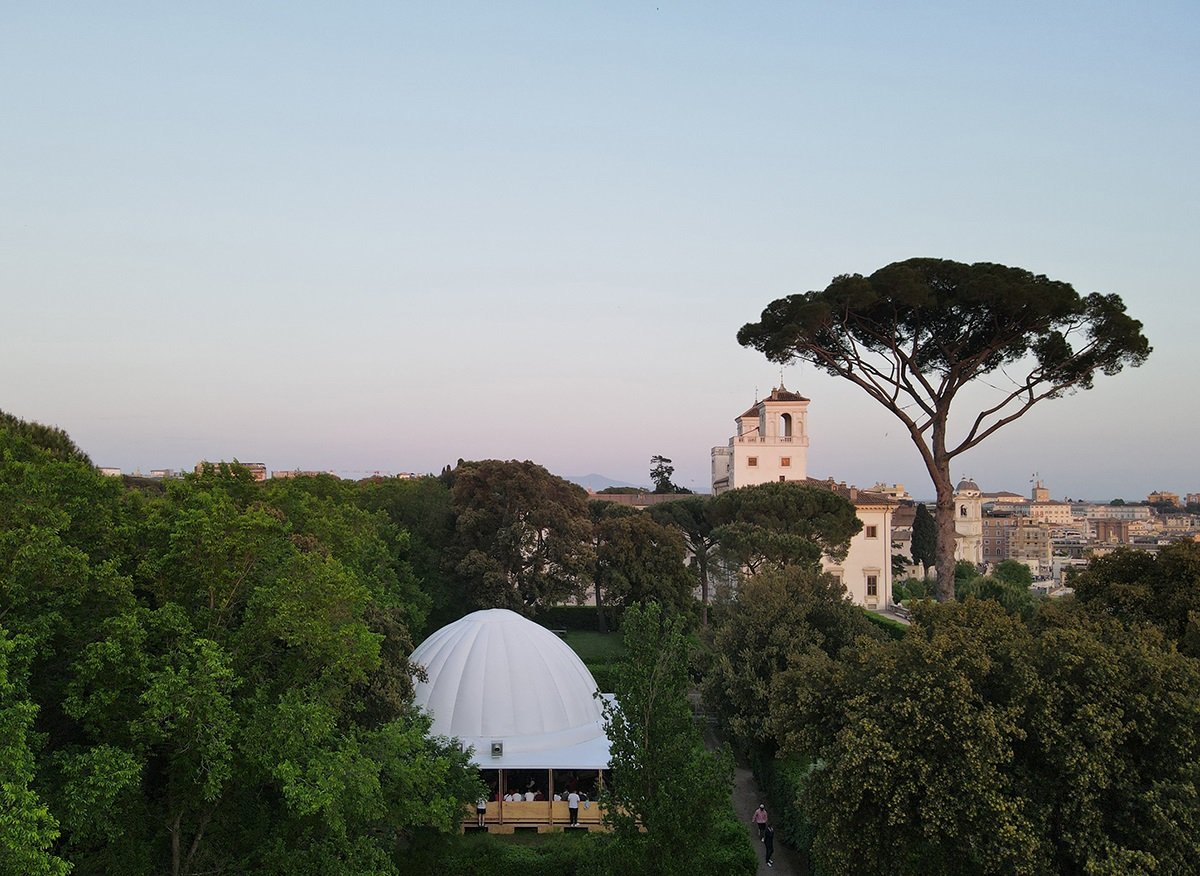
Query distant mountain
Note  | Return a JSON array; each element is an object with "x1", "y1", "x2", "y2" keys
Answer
[{"x1": 563, "y1": 473, "x2": 646, "y2": 493}]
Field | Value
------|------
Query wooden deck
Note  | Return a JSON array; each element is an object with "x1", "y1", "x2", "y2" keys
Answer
[{"x1": 464, "y1": 800, "x2": 606, "y2": 834}]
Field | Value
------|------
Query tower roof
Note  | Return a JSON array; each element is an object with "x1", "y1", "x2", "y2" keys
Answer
[
  {"x1": 956, "y1": 478, "x2": 981, "y2": 492},
  {"x1": 762, "y1": 385, "x2": 809, "y2": 403}
]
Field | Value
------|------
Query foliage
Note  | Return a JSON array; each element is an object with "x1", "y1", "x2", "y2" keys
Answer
[
  {"x1": 600, "y1": 603, "x2": 749, "y2": 876},
  {"x1": 0, "y1": 419, "x2": 482, "y2": 876},
  {"x1": 955, "y1": 559, "x2": 981, "y2": 585},
  {"x1": 355, "y1": 475, "x2": 456, "y2": 634},
  {"x1": 648, "y1": 496, "x2": 721, "y2": 625},
  {"x1": 449, "y1": 460, "x2": 594, "y2": 615},
  {"x1": 0, "y1": 408, "x2": 91, "y2": 465},
  {"x1": 772, "y1": 599, "x2": 1200, "y2": 876},
  {"x1": 892, "y1": 576, "x2": 934, "y2": 602},
  {"x1": 710, "y1": 481, "x2": 861, "y2": 574},
  {"x1": 992, "y1": 558, "x2": 1034, "y2": 588},
  {"x1": 649, "y1": 454, "x2": 691, "y2": 494},
  {"x1": 703, "y1": 566, "x2": 883, "y2": 748},
  {"x1": 1070, "y1": 543, "x2": 1200, "y2": 656},
  {"x1": 748, "y1": 748, "x2": 823, "y2": 873},
  {"x1": 861, "y1": 610, "x2": 908, "y2": 640},
  {"x1": 536, "y1": 605, "x2": 605, "y2": 632},
  {"x1": 910, "y1": 502, "x2": 936, "y2": 573},
  {"x1": 0, "y1": 628, "x2": 71, "y2": 876},
  {"x1": 957, "y1": 574, "x2": 1039, "y2": 620},
  {"x1": 591, "y1": 502, "x2": 693, "y2": 623},
  {"x1": 739, "y1": 257, "x2": 1150, "y2": 598}
]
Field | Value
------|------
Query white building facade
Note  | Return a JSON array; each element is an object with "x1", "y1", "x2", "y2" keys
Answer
[
  {"x1": 711, "y1": 386, "x2": 810, "y2": 493},
  {"x1": 712, "y1": 387, "x2": 895, "y2": 609},
  {"x1": 954, "y1": 479, "x2": 984, "y2": 565}
]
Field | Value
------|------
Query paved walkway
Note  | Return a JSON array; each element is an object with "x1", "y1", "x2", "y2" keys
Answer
[
  {"x1": 730, "y1": 761, "x2": 803, "y2": 875},
  {"x1": 695, "y1": 696, "x2": 803, "y2": 876}
]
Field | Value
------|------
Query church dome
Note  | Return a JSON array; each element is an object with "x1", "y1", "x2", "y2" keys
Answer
[
  {"x1": 410, "y1": 609, "x2": 609, "y2": 767},
  {"x1": 956, "y1": 478, "x2": 981, "y2": 492}
]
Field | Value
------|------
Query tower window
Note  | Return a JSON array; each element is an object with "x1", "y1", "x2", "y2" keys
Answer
[
  {"x1": 866, "y1": 574, "x2": 878, "y2": 596},
  {"x1": 748, "y1": 457, "x2": 758, "y2": 467},
  {"x1": 960, "y1": 505, "x2": 968, "y2": 517},
  {"x1": 865, "y1": 525, "x2": 878, "y2": 538},
  {"x1": 781, "y1": 457, "x2": 791, "y2": 467}
]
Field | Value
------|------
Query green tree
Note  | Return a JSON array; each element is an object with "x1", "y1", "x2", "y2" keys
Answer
[
  {"x1": 0, "y1": 628, "x2": 71, "y2": 876},
  {"x1": 910, "y1": 502, "x2": 936, "y2": 575},
  {"x1": 648, "y1": 496, "x2": 721, "y2": 626},
  {"x1": 649, "y1": 455, "x2": 692, "y2": 494},
  {"x1": 0, "y1": 419, "x2": 482, "y2": 876},
  {"x1": 590, "y1": 502, "x2": 692, "y2": 631},
  {"x1": 957, "y1": 574, "x2": 1038, "y2": 620},
  {"x1": 711, "y1": 481, "x2": 861, "y2": 574},
  {"x1": 0, "y1": 408, "x2": 91, "y2": 465},
  {"x1": 992, "y1": 559, "x2": 1033, "y2": 588},
  {"x1": 738, "y1": 258, "x2": 1150, "y2": 599},
  {"x1": 1070, "y1": 543, "x2": 1200, "y2": 656},
  {"x1": 449, "y1": 460, "x2": 594, "y2": 614},
  {"x1": 600, "y1": 603, "x2": 743, "y2": 876},
  {"x1": 355, "y1": 475, "x2": 457, "y2": 633},
  {"x1": 771, "y1": 599, "x2": 1200, "y2": 876},
  {"x1": 702, "y1": 565, "x2": 882, "y2": 749}
]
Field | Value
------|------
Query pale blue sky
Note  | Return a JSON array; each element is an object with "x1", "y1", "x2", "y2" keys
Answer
[{"x1": 2, "y1": 2, "x2": 1196, "y2": 499}]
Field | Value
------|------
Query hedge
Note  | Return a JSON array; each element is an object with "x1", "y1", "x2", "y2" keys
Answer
[{"x1": 748, "y1": 747, "x2": 825, "y2": 875}]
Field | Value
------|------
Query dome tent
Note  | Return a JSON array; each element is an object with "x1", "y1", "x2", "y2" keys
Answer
[{"x1": 410, "y1": 608, "x2": 612, "y2": 770}]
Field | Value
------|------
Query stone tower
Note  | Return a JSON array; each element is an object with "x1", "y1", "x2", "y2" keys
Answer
[
  {"x1": 954, "y1": 478, "x2": 984, "y2": 565},
  {"x1": 711, "y1": 384, "x2": 810, "y2": 494}
]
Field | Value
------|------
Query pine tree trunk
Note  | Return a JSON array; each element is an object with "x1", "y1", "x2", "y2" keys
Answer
[{"x1": 933, "y1": 473, "x2": 957, "y2": 602}]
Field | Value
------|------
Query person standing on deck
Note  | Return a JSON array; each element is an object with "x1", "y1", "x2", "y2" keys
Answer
[{"x1": 568, "y1": 790, "x2": 581, "y2": 825}]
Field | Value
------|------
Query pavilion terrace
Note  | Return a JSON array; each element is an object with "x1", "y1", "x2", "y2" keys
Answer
[{"x1": 410, "y1": 608, "x2": 613, "y2": 832}]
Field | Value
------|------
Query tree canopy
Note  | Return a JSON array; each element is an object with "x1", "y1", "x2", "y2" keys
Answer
[
  {"x1": 738, "y1": 258, "x2": 1150, "y2": 598},
  {"x1": 0, "y1": 419, "x2": 480, "y2": 876},
  {"x1": 600, "y1": 603, "x2": 751, "y2": 876},
  {"x1": 711, "y1": 481, "x2": 861, "y2": 574},
  {"x1": 649, "y1": 455, "x2": 691, "y2": 494},
  {"x1": 772, "y1": 598, "x2": 1200, "y2": 876},
  {"x1": 449, "y1": 460, "x2": 594, "y2": 614}
]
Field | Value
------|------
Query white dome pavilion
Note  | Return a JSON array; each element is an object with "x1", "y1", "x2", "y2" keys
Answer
[{"x1": 410, "y1": 609, "x2": 612, "y2": 769}]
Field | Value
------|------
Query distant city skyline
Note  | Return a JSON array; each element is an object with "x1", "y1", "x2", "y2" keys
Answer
[{"x1": 3, "y1": 3, "x2": 1196, "y2": 502}]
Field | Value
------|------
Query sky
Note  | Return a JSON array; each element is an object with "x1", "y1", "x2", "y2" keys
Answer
[{"x1": 2, "y1": 2, "x2": 1197, "y2": 501}]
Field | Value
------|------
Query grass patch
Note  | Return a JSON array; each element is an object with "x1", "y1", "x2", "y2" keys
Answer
[{"x1": 561, "y1": 630, "x2": 625, "y2": 662}]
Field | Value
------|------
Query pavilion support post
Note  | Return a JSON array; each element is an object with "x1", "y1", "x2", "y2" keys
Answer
[
  {"x1": 498, "y1": 769, "x2": 505, "y2": 824},
  {"x1": 549, "y1": 769, "x2": 556, "y2": 824}
]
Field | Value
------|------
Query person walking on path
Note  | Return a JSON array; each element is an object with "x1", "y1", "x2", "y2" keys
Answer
[
  {"x1": 764, "y1": 824, "x2": 775, "y2": 868},
  {"x1": 752, "y1": 804, "x2": 768, "y2": 841}
]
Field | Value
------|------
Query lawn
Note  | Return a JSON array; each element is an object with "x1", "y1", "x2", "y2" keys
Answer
[{"x1": 560, "y1": 630, "x2": 625, "y2": 662}]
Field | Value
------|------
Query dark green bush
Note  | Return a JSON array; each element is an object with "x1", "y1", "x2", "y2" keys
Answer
[
  {"x1": 749, "y1": 747, "x2": 824, "y2": 874},
  {"x1": 862, "y1": 610, "x2": 908, "y2": 640},
  {"x1": 397, "y1": 831, "x2": 603, "y2": 876},
  {"x1": 536, "y1": 605, "x2": 604, "y2": 631}
]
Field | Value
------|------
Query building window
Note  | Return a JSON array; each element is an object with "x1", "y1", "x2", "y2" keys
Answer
[
  {"x1": 865, "y1": 525, "x2": 878, "y2": 539},
  {"x1": 748, "y1": 457, "x2": 757, "y2": 467},
  {"x1": 960, "y1": 505, "x2": 968, "y2": 517},
  {"x1": 866, "y1": 574, "x2": 878, "y2": 596},
  {"x1": 779, "y1": 475, "x2": 786, "y2": 482},
  {"x1": 781, "y1": 457, "x2": 791, "y2": 467}
]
